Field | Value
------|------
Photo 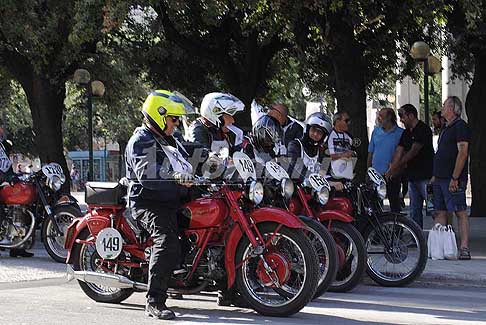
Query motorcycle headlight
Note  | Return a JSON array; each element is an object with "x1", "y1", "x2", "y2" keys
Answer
[
  {"x1": 280, "y1": 178, "x2": 294, "y2": 200},
  {"x1": 377, "y1": 182, "x2": 387, "y2": 200},
  {"x1": 248, "y1": 180, "x2": 264, "y2": 205},
  {"x1": 47, "y1": 175, "x2": 62, "y2": 192},
  {"x1": 316, "y1": 186, "x2": 329, "y2": 205}
]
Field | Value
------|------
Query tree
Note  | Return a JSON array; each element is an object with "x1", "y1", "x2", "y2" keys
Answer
[
  {"x1": 134, "y1": 0, "x2": 292, "y2": 128},
  {"x1": 444, "y1": 0, "x2": 486, "y2": 216},
  {"x1": 0, "y1": 0, "x2": 112, "y2": 189},
  {"x1": 278, "y1": 0, "x2": 441, "y2": 178}
]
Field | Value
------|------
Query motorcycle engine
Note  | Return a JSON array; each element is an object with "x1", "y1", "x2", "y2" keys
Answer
[
  {"x1": 189, "y1": 246, "x2": 226, "y2": 281},
  {"x1": 0, "y1": 206, "x2": 31, "y2": 245}
]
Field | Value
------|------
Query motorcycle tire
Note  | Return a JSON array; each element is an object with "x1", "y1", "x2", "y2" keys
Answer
[
  {"x1": 363, "y1": 212, "x2": 427, "y2": 287},
  {"x1": 42, "y1": 205, "x2": 82, "y2": 263},
  {"x1": 327, "y1": 221, "x2": 366, "y2": 293},
  {"x1": 299, "y1": 218, "x2": 339, "y2": 299},
  {"x1": 235, "y1": 222, "x2": 319, "y2": 317},
  {"x1": 72, "y1": 228, "x2": 134, "y2": 303}
]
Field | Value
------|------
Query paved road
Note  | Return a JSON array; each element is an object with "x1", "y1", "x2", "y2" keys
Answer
[{"x1": 1, "y1": 279, "x2": 485, "y2": 325}]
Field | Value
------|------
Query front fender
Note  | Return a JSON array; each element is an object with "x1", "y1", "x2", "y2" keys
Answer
[
  {"x1": 224, "y1": 207, "x2": 306, "y2": 288},
  {"x1": 54, "y1": 194, "x2": 80, "y2": 209},
  {"x1": 317, "y1": 209, "x2": 354, "y2": 223}
]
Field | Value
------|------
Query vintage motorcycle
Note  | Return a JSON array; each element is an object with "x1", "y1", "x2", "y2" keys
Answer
[
  {"x1": 330, "y1": 167, "x2": 427, "y2": 287},
  {"x1": 66, "y1": 152, "x2": 319, "y2": 317},
  {"x1": 0, "y1": 162, "x2": 82, "y2": 262},
  {"x1": 264, "y1": 161, "x2": 366, "y2": 293}
]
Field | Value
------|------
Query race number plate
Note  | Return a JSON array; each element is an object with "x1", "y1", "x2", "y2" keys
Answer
[
  {"x1": 265, "y1": 161, "x2": 289, "y2": 181},
  {"x1": 233, "y1": 152, "x2": 256, "y2": 182},
  {"x1": 95, "y1": 228, "x2": 123, "y2": 260},
  {"x1": 308, "y1": 173, "x2": 330, "y2": 191},
  {"x1": 42, "y1": 163, "x2": 64, "y2": 178},
  {"x1": 367, "y1": 167, "x2": 385, "y2": 186}
]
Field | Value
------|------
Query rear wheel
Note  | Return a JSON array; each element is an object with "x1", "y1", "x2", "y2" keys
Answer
[
  {"x1": 235, "y1": 222, "x2": 319, "y2": 317},
  {"x1": 328, "y1": 221, "x2": 366, "y2": 292},
  {"x1": 364, "y1": 213, "x2": 427, "y2": 287},
  {"x1": 72, "y1": 228, "x2": 134, "y2": 303}
]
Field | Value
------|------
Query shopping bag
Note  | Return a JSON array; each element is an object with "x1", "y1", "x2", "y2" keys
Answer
[
  {"x1": 427, "y1": 223, "x2": 445, "y2": 260},
  {"x1": 444, "y1": 225, "x2": 458, "y2": 260}
]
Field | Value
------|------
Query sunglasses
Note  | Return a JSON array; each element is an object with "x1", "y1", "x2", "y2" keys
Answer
[{"x1": 167, "y1": 116, "x2": 181, "y2": 123}]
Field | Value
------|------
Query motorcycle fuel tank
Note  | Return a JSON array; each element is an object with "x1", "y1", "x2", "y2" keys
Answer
[
  {"x1": 0, "y1": 182, "x2": 37, "y2": 205},
  {"x1": 182, "y1": 198, "x2": 228, "y2": 229}
]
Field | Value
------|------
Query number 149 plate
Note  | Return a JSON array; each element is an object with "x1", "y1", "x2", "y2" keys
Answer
[{"x1": 95, "y1": 228, "x2": 123, "y2": 260}]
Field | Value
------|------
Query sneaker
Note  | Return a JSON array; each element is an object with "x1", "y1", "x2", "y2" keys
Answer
[
  {"x1": 458, "y1": 248, "x2": 471, "y2": 260},
  {"x1": 145, "y1": 302, "x2": 176, "y2": 320}
]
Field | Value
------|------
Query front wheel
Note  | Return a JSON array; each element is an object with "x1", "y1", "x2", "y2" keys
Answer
[
  {"x1": 300, "y1": 218, "x2": 338, "y2": 298},
  {"x1": 328, "y1": 221, "x2": 366, "y2": 293},
  {"x1": 235, "y1": 222, "x2": 319, "y2": 317},
  {"x1": 363, "y1": 213, "x2": 427, "y2": 287},
  {"x1": 42, "y1": 205, "x2": 82, "y2": 263}
]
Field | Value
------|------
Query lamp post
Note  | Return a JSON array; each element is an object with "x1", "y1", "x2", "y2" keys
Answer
[
  {"x1": 73, "y1": 69, "x2": 105, "y2": 181},
  {"x1": 410, "y1": 41, "x2": 441, "y2": 127}
]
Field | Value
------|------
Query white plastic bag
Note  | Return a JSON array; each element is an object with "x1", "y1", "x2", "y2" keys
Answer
[
  {"x1": 444, "y1": 225, "x2": 458, "y2": 260},
  {"x1": 427, "y1": 223, "x2": 445, "y2": 260}
]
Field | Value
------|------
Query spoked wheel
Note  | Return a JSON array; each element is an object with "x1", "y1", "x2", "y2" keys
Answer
[
  {"x1": 42, "y1": 205, "x2": 82, "y2": 263},
  {"x1": 299, "y1": 218, "x2": 338, "y2": 298},
  {"x1": 328, "y1": 221, "x2": 366, "y2": 292},
  {"x1": 235, "y1": 222, "x2": 319, "y2": 317},
  {"x1": 72, "y1": 229, "x2": 134, "y2": 303},
  {"x1": 364, "y1": 213, "x2": 427, "y2": 287}
]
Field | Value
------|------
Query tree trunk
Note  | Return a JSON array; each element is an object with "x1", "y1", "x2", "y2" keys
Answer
[
  {"x1": 20, "y1": 75, "x2": 70, "y2": 193},
  {"x1": 465, "y1": 53, "x2": 486, "y2": 217},
  {"x1": 330, "y1": 32, "x2": 369, "y2": 181}
]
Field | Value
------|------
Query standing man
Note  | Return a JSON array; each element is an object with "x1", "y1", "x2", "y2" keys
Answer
[
  {"x1": 386, "y1": 104, "x2": 434, "y2": 228},
  {"x1": 432, "y1": 111, "x2": 446, "y2": 135},
  {"x1": 267, "y1": 103, "x2": 304, "y2": 152},
  {"x1": 367, "y1": 108, "x2": 404, "y2": 212},
  {"x1": 432, "y1": 96, "x2": 471, "y2": 260}
]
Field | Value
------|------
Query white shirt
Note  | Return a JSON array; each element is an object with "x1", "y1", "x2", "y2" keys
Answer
[{"x1": 327, "y1": 129, "x2": 353, "y2": 155}]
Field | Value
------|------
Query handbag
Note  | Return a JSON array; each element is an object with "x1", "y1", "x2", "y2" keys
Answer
[
  {"x1": 443, "y1": 225, "x2": 458, "y2": 260},
  {"x1": 427, "y1": 223, "x2": 445, "y2": 260}
]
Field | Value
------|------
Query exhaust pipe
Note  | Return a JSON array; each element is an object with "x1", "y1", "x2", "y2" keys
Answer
[{"x1": 67, "y1": 266, "x2": 147, "y2": 291}]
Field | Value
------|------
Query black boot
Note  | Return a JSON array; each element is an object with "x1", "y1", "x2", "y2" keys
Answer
[
  {"x1": 217, "y1": 289, "x2": 249, "y2": 308},
  {"x1": 10, "y1": 249, "x2": 34, "y2": 258},
  {"x1": 145, "y1": 302, "x2": 176, "y2": 320}
]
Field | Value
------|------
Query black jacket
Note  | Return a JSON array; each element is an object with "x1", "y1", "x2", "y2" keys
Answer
[{"x1": 0, "y1": 140, "x2": 14, "y2": 183}]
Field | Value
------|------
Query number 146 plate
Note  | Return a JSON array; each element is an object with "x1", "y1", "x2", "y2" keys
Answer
[{"x1": 95, "y1": 228, "x2": 123, "y2": 260}]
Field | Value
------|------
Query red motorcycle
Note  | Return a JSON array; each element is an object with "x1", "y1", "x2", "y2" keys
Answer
[
  {"x1": 65, "y1": 153, "x2": 319, "y2": 317},
  {"x1": 263, "y1": 162, "x2": 366, "y2": 293},
  {"x1": 0, "y1": 162, "x2": 82, "y2": 262}
]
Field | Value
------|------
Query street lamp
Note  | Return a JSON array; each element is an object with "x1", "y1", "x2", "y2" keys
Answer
[
  {"x1": 410, "y1": 41, "x2": 441, "y2": 126},
  {"x1": 73, "y1": 69, "x2": 105, "y2": 181}
]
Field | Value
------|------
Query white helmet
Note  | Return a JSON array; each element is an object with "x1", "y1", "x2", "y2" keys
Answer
[
  {"x1": 305, "y1": 112, "x2": 332, "y2": 144},
  {"x1": 200, "y1": 92, "x2": 245, "y2": 127}
]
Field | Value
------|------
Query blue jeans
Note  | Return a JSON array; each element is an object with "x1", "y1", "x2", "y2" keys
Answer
[{"x1": 408, "y1": 180, "x2": 428, "y2": 228}]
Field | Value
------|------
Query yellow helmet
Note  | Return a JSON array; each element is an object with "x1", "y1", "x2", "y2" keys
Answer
[{"x1": 142, "y1": 90, "x2": 191, "y2": 133}]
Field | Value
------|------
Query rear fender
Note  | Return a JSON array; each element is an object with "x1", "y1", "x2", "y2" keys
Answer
[
  {"x1": 224, "y1": 207, "x2": 305, "y2": 288},
  {"x1": 64, "y1": 212, "x2": 110, "y2": 264}
]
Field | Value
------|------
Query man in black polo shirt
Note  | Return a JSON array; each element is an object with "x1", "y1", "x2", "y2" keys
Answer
[
  {"x1": 385, "y1": 104, "x2": 434, "y2": 228},
  {"x1": 433, "y1": 96, "x2": 471, "y2": 260}
]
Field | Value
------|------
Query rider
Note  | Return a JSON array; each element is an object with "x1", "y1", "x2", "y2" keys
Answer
[
  {"x1": 287, "y1": 112, "x2": 344, "y2": 189},
  {"x1": 190, "y1": 92, "x2": 244, "y2": 159},
  {"x1": 0, "y1": 129, "x2": 34, "y2": 258},
  {"x1": 242, "y1": 114, "x2": 285, "y2": 165},
  {"x1": 125, "y1": 90, "x2": 194, "y2": 320}
]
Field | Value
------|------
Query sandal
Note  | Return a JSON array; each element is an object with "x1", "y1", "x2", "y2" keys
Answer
[{"x1": 458, "y1": 247, "x2": 471, "y2": 260}]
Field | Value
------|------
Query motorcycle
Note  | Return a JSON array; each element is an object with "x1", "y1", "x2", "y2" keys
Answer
[
  {"x1": 0, "y1": 162, "x2": 82, "y2": 262},
  {"x1": 331, "y1": 167, "x2": 427, "y2": 287},
  {"x1": 261, "y1": 160, "x2": 339, "y2": 298},
  {"x1": 65, "y1": 152, "x2": 319, "y2": 317},
  {"x1": 264, "y1": 160, "x2": 365, "y2": 293}
]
